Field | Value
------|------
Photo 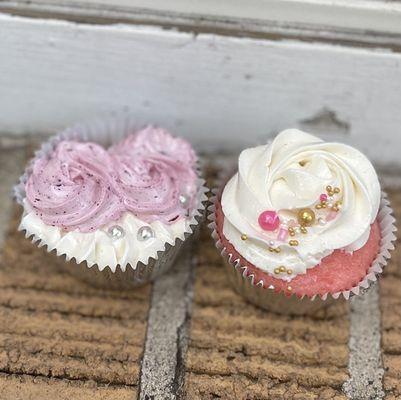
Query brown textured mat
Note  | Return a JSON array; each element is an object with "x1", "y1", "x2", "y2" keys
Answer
[
  {"x1": 381, "y1": 191, "x2": 401, "y2": 400},
  {"x1": 0, "y1": 207, "x2": 150, "y2": 399},
  {"x1": 1, "y1": 158, "x2": 400, "y2": 399},
  {"x1": 184, "y1": 227, "x2": 350, "y2": 400}
]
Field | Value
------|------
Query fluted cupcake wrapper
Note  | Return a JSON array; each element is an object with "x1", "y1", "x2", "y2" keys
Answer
[
  {"x1": 14, "y1": 116, "x2": 208, "y2": 289},
  {"x1": 208, "y1": 187, "x2": 396, "y2": 315}
]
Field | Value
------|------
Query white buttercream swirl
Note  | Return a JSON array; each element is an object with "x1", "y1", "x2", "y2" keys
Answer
[
  {"x1": 221, "y1": 129, "x2": 381, "y2": 280},
  {"x1": 20, "y1": 199, "x2": 197, "y2": 271}
]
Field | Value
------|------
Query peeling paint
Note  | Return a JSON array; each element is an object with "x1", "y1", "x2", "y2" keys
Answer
[{"x1": 300, "y1": 108, "x2": 350, "y2": 136}]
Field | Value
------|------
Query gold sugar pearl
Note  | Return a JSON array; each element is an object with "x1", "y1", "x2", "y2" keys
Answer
[
  {"x1": 279, "y1": 266, "x2": 286, "y2": 273},
  {"x1": 332, "y1": 201, "x2": 342, "y2": 212},
  {"x1": 334, "y1": 187, "x2": 340, "y2": 194},
  {"x1": 289, "y1": 240, "x2": 299, "y2": 246},
  {"x1": 300, "y1": 226, "x2": 307, "y2": 234},
  {"x1": 299, "y1": 160, "x2": 306, "y2": 167},
  {"x1": 287, "y1": 269, "x2": 293, "y2": 275},
  {"x1": 326, "y1": 185, "x2": 335, "y2": 196},
  {"x1": 297, "y1": 208, "x2": 316, "y2": 227},
  {"x1": 269, "y1": 246, "x2": 281, "y2": 253},
  {"x1": 289, "y1": 231, "x2": 296, "y2": 237},
  {"x1": 241, "y1": 234, "x2": 248, "y2": 241},
  {"x1": 274, "y1": 268, "x2": 280, "y2": 274},
  {"x1": 287, "y1": 286, "x2": 293, "y2": 292},
  {"x1": 315, "y1": 204, "x2": 322, "y2": 210}
]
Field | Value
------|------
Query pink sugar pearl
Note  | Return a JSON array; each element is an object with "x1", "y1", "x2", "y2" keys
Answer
[
  {"x1": 258, "y1": 210, "x2": 280, "y2": 231},
  {"x1": 320, "y1": 193, "x2": 328, "y2": 202}
]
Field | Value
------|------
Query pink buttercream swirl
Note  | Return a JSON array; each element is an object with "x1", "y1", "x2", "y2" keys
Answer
[
  {"x1": 110, "y1": 126, "x2": 196, "y2": 165},
  {"x1": 110, "y1": 128, "x2": 197, "y2": 223},
  {"x1": 25, "y1": 127, "x2": 198, "y2": 232}
]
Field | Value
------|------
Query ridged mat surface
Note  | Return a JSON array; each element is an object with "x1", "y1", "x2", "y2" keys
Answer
[
  {"x1": 184, "y1": 226, "x2": 350, "y2": 400},
  {"x1": 0, "y1": 151, "x2": 399, "y2": 399},
  {"x1": 381, "y1": 191, "x2": 401, "y2": 400},
  {"x1": 0, "y1": 208, "x2": 150, "y2": 400}
]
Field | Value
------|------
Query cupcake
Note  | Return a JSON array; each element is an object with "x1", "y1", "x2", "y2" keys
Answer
[
  {"x1": 210, "y1": 129, "x2": 396, "y2": 314},
  {"x1": 15, "y1": 121, "x2": 207, "y2": 289}
]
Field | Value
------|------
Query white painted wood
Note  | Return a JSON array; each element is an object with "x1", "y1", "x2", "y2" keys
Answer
[
  {"x1": 1, "y1": 14, "x2": 401, "y2": 167},
  {"x1": 2, "y1": 0, "x2": 401, "y2": 35},
  {"x1": 72, "y1": 0, "x2": 401, "y2": 34}
]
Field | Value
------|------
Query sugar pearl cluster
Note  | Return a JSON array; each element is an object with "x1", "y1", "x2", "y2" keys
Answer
[
  {"x1": 240, "y1": 184, "x2": 343, "y2": 289},
  {"x1": 106, "y1": 193, "x2": 191, "y2": 243},
  {"x1": 316, "y1": 185, "x2": 342, "y2": 214},
  {"x1": 273, "y1": 265, "x2": 293, "y2": 275}
]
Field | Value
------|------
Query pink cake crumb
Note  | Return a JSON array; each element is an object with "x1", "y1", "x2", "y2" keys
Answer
[{"x1": 214, "y1": 196, "x2": 381, "y2": 298}]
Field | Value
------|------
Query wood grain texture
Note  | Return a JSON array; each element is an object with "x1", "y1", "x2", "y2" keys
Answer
[
  {"x1": 184, "y1": 227, "x2": 350, "y2": 399},
  {"x1": 1, "y1": 15, "x2": 401, "y2": 168},
  {"x1": 380, "y1": 191, "x2": 401, "y2": 400},
  {"x1": 0, "y1": 207, "x2": 150, "y2": 398},
  {"x1": 2, "y1": 0, "x2": 401, "y2": 36}
]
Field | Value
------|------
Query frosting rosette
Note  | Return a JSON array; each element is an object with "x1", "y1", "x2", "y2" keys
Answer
[
  {"x1": 25, "y1": 127, "x2": 198, "y2": 232},
  {"x1": 25, "y1": 141, "x2": 123, "y2": 233},
  {"x1": 221, "y1": 129, "x2": 381, "y2": 280},
  {"x1": 109, "y1": 127, "x2": 198, "y2": 224},
  {"x1": 110, "y1": 126, "x2": 197, "y2": 165}
]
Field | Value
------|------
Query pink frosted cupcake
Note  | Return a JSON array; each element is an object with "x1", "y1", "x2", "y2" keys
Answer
[
  {"x1": 210, "y1": 129, "x2": 396, "y2": 314},
  {"x1": 16, "y1": 122, "x2": 207, "y2": 288}
]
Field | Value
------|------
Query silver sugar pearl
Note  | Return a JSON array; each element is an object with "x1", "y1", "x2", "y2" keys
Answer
[
  {"x1": 318, "y1": 217, "x2": 327, "y2": 226},
  {"x1": 268, "y1": 240, "x2": 275, "y2": 246},
  {"x1": 108, "y1": 225, "x2": 125, "y2": 240},
  {"x1": 179, "y1": 194, "x2": 190, "y2": 208},
  {"x1": 137, "y1": 226, "x2": 155, "y2": 241}
]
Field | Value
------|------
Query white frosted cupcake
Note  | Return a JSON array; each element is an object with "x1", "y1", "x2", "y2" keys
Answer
[{"x1": 210, "y1": 129, "x2": 396, "y2": 314}]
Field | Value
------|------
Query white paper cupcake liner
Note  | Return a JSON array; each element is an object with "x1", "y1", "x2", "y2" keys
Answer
[
  {"x1": 14, "y1": 115, "x2": 208, "y2": 289},
  {"x1": 208, "y1": 187, "x2": 396, "y2": 315}
]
